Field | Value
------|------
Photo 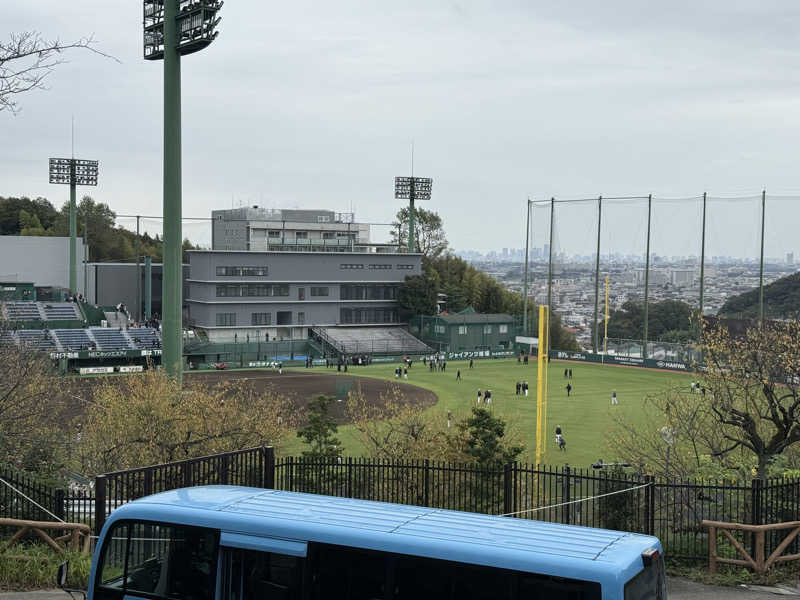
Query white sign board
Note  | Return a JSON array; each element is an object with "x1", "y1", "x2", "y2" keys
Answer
[
  {"x1": 516, "y1": 336, "x2": 539, "y2": 347},
  {"x1": 79, "y1": 366, "x2": 114, "y2": 375},
  {"x1": 118, "y1": 365, "x2": 144, "y2": 373}
]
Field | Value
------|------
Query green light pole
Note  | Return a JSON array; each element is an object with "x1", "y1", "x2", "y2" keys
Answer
[
  {"x1": 144, "y1": 0, "x2": 222, "y2": 381},
  {"x1": 395, "y1": 176, "x2": 432, "y2": 252},
  {"x1": 49, "y1": 158, "x2": 98, "y2": 295}
]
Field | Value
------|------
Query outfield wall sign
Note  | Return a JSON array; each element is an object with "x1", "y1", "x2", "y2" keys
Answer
[
  {"x1": 443, "y1": 350, "x2": 516, "y2": 360},
  {"x1": 551, "y1": 349, "x2": 692, "y2": 372},
  {"x1": 51, "y1": 349, "x2": 162, "y2": 360}
]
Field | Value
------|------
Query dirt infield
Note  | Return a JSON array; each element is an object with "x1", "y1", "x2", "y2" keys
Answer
[{"x1": 185, "y1": 369, "x2": 437, "y2": 423}]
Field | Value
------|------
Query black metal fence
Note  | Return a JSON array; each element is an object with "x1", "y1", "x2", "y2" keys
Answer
[{"x1": 3, "y1": 451, "x2": 799, "y2": 565}]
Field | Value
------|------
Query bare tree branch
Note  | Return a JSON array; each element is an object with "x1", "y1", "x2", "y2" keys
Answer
[{"x1": 1, "y1": 31, "x2": 120, "y2": 114}]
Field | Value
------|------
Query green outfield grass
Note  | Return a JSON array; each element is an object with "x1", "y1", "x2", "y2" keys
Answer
[{"x1": 281, "y1": 359, "x2": 693, "y2": 468}]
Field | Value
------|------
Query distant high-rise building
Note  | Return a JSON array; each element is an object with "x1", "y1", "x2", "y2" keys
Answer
[{"x1": 787, "y1": 252, "x2": 795, "y2": 265}]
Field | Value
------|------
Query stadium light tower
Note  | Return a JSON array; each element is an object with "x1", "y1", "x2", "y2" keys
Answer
[
  {"x1": 49, "y1": 158, "x2": 98, "y2": 295},
  {"x1": 144, "y1": 0, "x2": 222, "y2": 382},
  {"x1": 394, "y1": 176, "x2": 432, "y2": 252}
]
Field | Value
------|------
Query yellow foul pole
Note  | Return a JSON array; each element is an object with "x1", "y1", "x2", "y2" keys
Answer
[{"x1": 535, "y1": 305, "x2": 550, "y2": 467}]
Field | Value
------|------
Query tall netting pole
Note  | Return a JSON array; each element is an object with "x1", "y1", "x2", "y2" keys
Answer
[
  {"x1": 699, "y1": 192, "x2": 707, "y2": 319},
  {"x1": 758, "y1": 190, "x2": 766, "y2": 326},
  {"x1": 546, "y1": 198, "x2": 554, "y2": 318},
  {"x1": 592, "y1": 196, "x2": 602, "y2": 353},
  {"x1": 523, "y1": 199, "x2": 531, "y2": 335},
  {"x1": 642, "y1": 194, "x2": 652, "y2": 357},
  {"x1": 535, "y1": 305, "x2": 549, "y2": 467}
]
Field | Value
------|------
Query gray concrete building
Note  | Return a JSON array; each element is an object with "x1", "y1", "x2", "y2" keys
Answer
[
  {"x1": 0, "y1": 236, "x2": 88, "y2": 293},
  {"x1": 86, "y1": 263, "x2": 190, "y2": 319},
  {"x1": 186, "y1": 250, "x2": 422, "y2": 342},
  {"x1": 212, "y1": 207, "x2": 372, "y2": 252}
]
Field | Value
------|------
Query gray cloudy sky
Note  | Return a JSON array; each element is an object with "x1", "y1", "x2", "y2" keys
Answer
[{"x1": 3, "y1": 0, "x2": 800, "y2": 256}]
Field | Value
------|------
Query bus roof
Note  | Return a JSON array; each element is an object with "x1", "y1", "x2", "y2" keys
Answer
[{"x1": 107, "y1": 485, "x2": 660, "y2": 588}]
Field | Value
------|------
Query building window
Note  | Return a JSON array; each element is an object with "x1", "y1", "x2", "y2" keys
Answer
[
  {"x1": 251, "y1": 313, "x2": 271, "y2": 326},
  {"x1": 215, "y1": 266, "x2": 268, "y2": 277},
  {"x1": 268, "y1": 230, "x2": 281, "y2": 238},
  {"x1": 322, "y1": 232, "x2": 335, "y2": 239},
  {"x1": 216, "y1": 284, "x2": 289, "y2": 298},
  {"x1": 298, "y1": 287, "x2": 305, "y2": 301},
  {"x1": 317, "y1": 216, "x2": 331, "y2": 223},
  {"x1": 340, "y1": 307, "x2": 398, "y2": 324},
  {"x1": 499, "y1": 324, "x2": 508, "y2": 334},
  {"x1": 368, "y1": 264, "x2": 392, "y2": 270},
  {"x1": 216, "y1": 313, "x2": 236, "y2": 327},
  {"x1": 310, "y1": 286, "x2": 329, "y2": 296},
  {"x1": 341, "y1": 284, "x2": 398, "y2": 300},
  {"x1": 397, "y1": 264, "x2": 415, "y2": 270},
  {"x1": 435, "y1": 325, "x2": 446, "y2": 334},
  {"x1": 458, "y1": 325, "x2": 468, "y2": 335},
  {"x1": 276, "y1": 311, "x2": 292, "y2": 325},
  {"x1": 297, "y1": 312, "x2": 305, "y2": 325},
  {"x1": 340, "y1": 263, "x2": 364, "y2": 270},
  {"x1": 483, "y1": 325, "x2": 492, "y2": 334},
  {"x1": 295, "y1": 231, "x2": 308, "y2": 239}
]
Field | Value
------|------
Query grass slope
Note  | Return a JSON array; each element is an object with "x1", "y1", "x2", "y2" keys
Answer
[{"x1": 282, "y1": 359, "x2": 692, "y2": 467}]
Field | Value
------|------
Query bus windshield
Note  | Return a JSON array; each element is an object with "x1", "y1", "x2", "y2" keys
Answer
[{"x1": 95, "y1": 520, "x2": 217, "y2": 600}]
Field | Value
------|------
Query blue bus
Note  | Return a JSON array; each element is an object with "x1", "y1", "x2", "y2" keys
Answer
[{"x1": 82, "y1": 486, "x2": 666, "y2": 600}]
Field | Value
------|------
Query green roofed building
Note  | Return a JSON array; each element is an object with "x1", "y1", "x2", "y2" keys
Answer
[{"x1": 409, "y1": 309, "x2": 516, "y2": 354}]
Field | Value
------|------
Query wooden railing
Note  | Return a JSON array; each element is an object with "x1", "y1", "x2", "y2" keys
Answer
[
  {"x1": 702, "y1": 519, "x2": 800, "y2": 573},
  {"x1": 0, "y1": 517, "x2": 91, "y2": 555}
]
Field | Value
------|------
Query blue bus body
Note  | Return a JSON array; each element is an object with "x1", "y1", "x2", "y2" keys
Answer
[{"x1": 89, "y1": 485, "x2": 665, "y2": 600}]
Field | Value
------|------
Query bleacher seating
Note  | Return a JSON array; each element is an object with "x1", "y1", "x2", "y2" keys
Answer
[
  {"x1": 314, "y1": 326, "x2": 431, "y2": 356},
  {"x1": 15, "y1": 330, "x2": 56, "y2": 350},
  {"x1": 53, "y1": 329, "x2": 92, "y2": 351},
  {"x1": 41, "y1": 302, "x2": 81, "y2": 320},
  {"x1": 90, "y1": 327, "x2": 133, "y2": 351},
  {"x1": 128, "y1": 328, "x2": 162, "y2": 350},
  {"x1": 3, "y1": 302, "x2": 43, "y2": 321}
]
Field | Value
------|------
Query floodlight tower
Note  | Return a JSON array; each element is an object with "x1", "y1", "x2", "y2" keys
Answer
[
  {"x1": 49, "y1": 158, "x2": 98, "y2": 295},
  {"x1": 394, "y1": 176, "x2": 432, "y2": 252},
  {"x1": 144, "y1": 0, "x2": 222, "y2": 382}
]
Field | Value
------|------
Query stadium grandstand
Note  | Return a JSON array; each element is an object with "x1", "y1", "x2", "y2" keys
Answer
[
  {"x1": 1, "y1": 298, "x2": 162, "y2": 373},
  {"x1": 311, "y1": 326, "x2": 432, "y2": 356}
]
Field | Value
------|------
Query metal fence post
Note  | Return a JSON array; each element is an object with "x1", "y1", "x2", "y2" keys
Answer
[
  {"x1": 183, "y1": 459, "x2": 193, "y2": 488},
  {"x1": 265, "y1": 446, "x2": 275, "y2": 489},
  {"x1": 751, "y1": 478, "x2": 763, "y2": 557},
  {"x1": 562, "y1": 465, "x2": 571, "y2": 525},
  {"x1": 220, "y1": 454, "x2": 230, "y2": 485},
  {"x1": 503, "y1": 463, "x2": 513, "y2": 515},
  {"x1": 94, "y1": 475, "x2": 106, "y2": 536},
  {"x1": 424, "y1": 459, "x2": 431, "y2": 507},
  {"x1": 644, "y1": 475, "x2": 654, "y2": 536},
  {"x1": 54, "y1": 488, "x2": 66, "y2": 522},
  {"x1": 143, "y1": 467, "x2": 153, "y2": 498}
]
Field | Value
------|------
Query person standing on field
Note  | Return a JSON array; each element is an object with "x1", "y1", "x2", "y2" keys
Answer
[
  {"x1": 566, "y1": 383, "x2": 572, "y2": 397},
  {"x1": 515, "y1": 381, "x2": 521, "y2": 395},
  {"x1": 611, "y1": 390, "x2": 618, "y2": 405},
  {"x1": 477, "y1": 389, "x2": 482, "y2": 404},
  {"x1": 456, "y1": 369, "x2": 461, "y2": 381}
]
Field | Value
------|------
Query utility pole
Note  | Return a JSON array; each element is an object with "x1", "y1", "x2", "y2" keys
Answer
[
  {"x1": 136, "y1": 215, "x2": 141, "y2": 322},
  {"x1": 699, "y1": 192, "x2": 707, "y2": 321},
  {"x1": 546, "y1": 198, "x2": 555, "y2": 312}
]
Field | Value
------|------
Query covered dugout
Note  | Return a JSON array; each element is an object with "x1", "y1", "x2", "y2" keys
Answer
[{"x1": 410, "y1": 311, "x2": 517, "y2": 353}]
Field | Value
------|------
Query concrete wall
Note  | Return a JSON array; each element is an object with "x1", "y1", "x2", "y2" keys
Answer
[
  {"x1": 0, "y1": 236, "x2": 88, "y2": 292},
  {"x1": 87, "y1": 263, "x2": 189, "y2": 319}
]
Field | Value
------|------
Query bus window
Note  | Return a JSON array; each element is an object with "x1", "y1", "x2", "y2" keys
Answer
[
  {"x1": 311, "y1": 544, "x2": 387, "y2": 600},
  {"x1": 394, "y1": 556, "x2": 513, "y2": 600},
  {"x1": 518, "y1": 573, "x2": 601, "y2": 599},
  {"x1": 223, "y1": 548, "x2": 303, "y2": 600},
  {"x1": 94, "y1": 520, "x2": 218, "y2": 600}
]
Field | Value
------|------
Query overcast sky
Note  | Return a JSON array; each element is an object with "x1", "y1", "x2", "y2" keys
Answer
[{"x1": 3, "y1": 1, "x2": 800, "y2": 256}]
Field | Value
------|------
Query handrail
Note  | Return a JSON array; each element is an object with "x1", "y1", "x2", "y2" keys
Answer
[
  {"x1": 0, "y1": 517, "x2": 91, "y2": 555},
  {"x1": 702, "y1": 519, "x2": 800, "y2": 573}
]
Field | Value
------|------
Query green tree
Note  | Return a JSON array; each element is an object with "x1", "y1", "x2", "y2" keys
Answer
[
  {"x1": 397, "y1": 273, "x2": 439, "y2": 318},
  {"x1": 460, "y1": 408, "x2": 523, "y2": 468},
  {"x1": 391, "y1": 207, "x2": 449, "y2": 258},
  {"x1": 18, "y1": 209, "x2": 47, "y2": 236},
  {"x1": 0, "y1": 196, "x2": 58, "y2": 234},
  {"x1": 297, "y1": 396, "x2": 342, "y2": 459}
]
